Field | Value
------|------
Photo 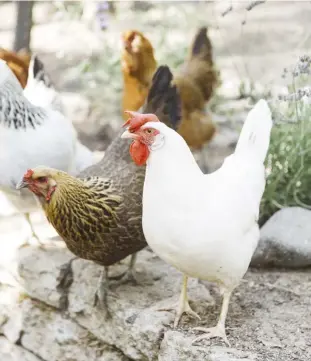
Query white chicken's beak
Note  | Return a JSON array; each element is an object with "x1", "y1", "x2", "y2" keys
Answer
[
  {"x1": 16, "y1": 179, "x2": 28, "y2": 190},
  {"x1": 121, "y1": 129, "x2": 138, "y2": 140}
]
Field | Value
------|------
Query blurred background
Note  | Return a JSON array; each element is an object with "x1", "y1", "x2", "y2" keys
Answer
[{"x1": 1, "y1": 0, "x2": 310, "y2": 148}]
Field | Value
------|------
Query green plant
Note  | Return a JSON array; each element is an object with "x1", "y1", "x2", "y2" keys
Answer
[{"x1": 260, "y1": 56, "x2": 311, "y2": 225}]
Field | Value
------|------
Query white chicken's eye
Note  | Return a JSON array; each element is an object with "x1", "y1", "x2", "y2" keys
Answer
[{"x1": 146, "y1": 129, "x2": 152, "y2": 134}]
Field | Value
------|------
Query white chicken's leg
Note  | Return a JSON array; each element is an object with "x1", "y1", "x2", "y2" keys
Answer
[
  {"x1": 158, "y1": 274, "x2": 201, "y2": 327},
  {"x1": 192, "y1": 290, "x2": 232, "y2": 346}
]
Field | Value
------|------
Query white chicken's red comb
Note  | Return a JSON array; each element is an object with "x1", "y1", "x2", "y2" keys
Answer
[{"x1": 123, "y1": 111, "x2": 159, "y2": 132}]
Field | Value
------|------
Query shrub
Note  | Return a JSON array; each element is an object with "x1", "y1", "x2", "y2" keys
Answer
[{"x1": 260, "y1": 56, "x2": 311, "y2": 225}]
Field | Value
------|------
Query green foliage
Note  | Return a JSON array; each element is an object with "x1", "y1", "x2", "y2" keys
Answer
[{"x1": 260, "y1": 56, "x2": 311, "y2": 225}]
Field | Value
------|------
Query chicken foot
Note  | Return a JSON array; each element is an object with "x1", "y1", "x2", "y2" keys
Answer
[
  {"x1": 108, "y1": 254, "x2": 138, "y2": 285},
  {"x1": 157, "y1": 274, "x2": 201, "y2": 327},
  {"x1": 192, "y1": 290, "x2": 231, "y2": 346},
  {"x1": 20, "y1": 212, "x2": 43, "y2": 247},
  {"x1": 93, "y1": 266, "x2": 118, "y2": 318},
  {"x1": 56, "y1": 257, "x2": 79, "y2": 291}
]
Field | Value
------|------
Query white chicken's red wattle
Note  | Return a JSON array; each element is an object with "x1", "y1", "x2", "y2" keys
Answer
[{"x1": 129, "y1": 140, "x2": 149, "y2": 166}]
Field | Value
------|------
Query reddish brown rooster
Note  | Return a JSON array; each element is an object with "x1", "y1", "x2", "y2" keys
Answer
[{"x1": 0, "y1": 48, "x2": 31, "y2": 88}]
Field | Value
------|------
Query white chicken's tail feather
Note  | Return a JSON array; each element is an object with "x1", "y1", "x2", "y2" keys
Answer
[
  {"x1": 23, "y1": 55, "x2": 64, "y2": 112},
  {"x1": 234, "y1": 99, "x2": 272, "y2": 163}
]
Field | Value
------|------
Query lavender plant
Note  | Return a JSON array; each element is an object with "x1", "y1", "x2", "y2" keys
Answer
[{"x1": 260, "y1": 56, "x2": 311, "y2": 225}]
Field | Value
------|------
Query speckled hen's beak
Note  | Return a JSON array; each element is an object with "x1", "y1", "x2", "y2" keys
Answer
[
  {"x1": 121, "y1": 130, "x2": 138, "y2": 140},
  {"x1": 16, "y1": 179, "x2": 28, "y2": 190}
]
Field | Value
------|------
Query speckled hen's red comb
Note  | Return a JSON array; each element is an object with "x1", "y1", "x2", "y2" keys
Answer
[
  {"x1": 123, "y1": 111, "x2": 159, "y2": 132},
  {"x1": 23, "y1": 169, "x2": 34, "y2": 180}
]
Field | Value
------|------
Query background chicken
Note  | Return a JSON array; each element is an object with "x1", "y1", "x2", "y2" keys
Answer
[
  {"x1": 121, "y1": 27, "x2": 219, "y2": 158},
  {"x1": 0, "y1": 48, "x2": 31, "y2": 88},
  {"x1": 121, "y1": 30, "x2": 157, "y2": 120},
  {"x1": 174, "y1": 26, "x2": 220, "y2": 150},
  {"x1": 122, "y1": 99, "x2": 272, "y2": 345},
  {"x1": 17, "y1": 65, "x2": 181, "y2": 314},
  {"x1": 0, "y1": 58, "x2": 95, "y2": 243}
]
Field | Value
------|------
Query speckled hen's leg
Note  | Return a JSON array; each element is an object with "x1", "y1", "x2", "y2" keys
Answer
[
  {"x1": 109, "y1": 253, "x2": 139, "y2": 285},
  {"x1": 94, "y1": 266, "x2": 118, "y2": 318},
  {"x1": 56, "y1": 257, "x2": 79, "y2": 290},
  {"x1": 157, "y1": 274, "x2": 201, "y2": 327},
  {"x1": 192, "y1": 290, "x2": 232, "y2": 346}
]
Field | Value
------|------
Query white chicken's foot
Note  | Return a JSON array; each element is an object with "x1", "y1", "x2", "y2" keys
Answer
[
  {"x1": 158, "y1": 274, "x2": 201, "y2": 327},
  {"x1": 192, "y1": 323, "x2": 230, "y2": 346},
  {"x1": 192, "y1": 290, "x2": 232, "y2": 346}
]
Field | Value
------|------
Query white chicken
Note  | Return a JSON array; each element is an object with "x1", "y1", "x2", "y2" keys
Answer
[
  {"x1": 23, "y1": 55, "x2": 95, "y2": 174},
  {"x1": 121, "y1": 99, "x2": 272, "y2": 345},
  {"x1": 0, "y1": 58, "x2": 94, "y2": 243}
]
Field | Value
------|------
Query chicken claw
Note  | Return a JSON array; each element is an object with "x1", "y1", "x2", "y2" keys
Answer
[
  {"x1": 192, "y1": 324, "x2": 230, "y2": 346},
  {"x1": 157, "y1": 275, "x2": 201, "y2": 327},
  {"x1": 18, "y1": 212, "x2": 44, "y2": 248},
  {"x1": 56, "y1": 257, "x2": 78, "y2": 290},
  {"x1": 192, "y1": 290, "x2": 232, "y2": 347}
]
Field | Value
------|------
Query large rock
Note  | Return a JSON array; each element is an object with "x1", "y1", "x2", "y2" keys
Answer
[
  {"x1": 252, "y1": 207, "x2": 311, "y2": 268},
  {"x1": 0, "y1": 286, "x2": 129, "y2": 361},
  {"x1": 13, "y1": 242, "x2": 311, "y2": 361},
  {"x1": 0, "y1": 337, "x2": 41, "y2": 361}
]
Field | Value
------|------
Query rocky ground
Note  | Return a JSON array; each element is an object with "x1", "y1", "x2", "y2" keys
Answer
[{"x1": 1, "y1": 1, "x2": 311, "y2": 360}]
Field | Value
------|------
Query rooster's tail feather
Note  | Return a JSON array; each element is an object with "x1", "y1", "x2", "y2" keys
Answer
[
  {"x1": 234, "y1": 99, "x2": 272, "y2": 163},
  {"x1": 190, "y1": 27, "x2": 213, "y2": 64},
  {"x1": 143, "y1": 65, "x2": 182, "y2": 130}
]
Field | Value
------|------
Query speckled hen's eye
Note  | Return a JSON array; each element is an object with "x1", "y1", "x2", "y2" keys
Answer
[{"x1": 37, "y1": 177, "x2": 47, "y2": 183}]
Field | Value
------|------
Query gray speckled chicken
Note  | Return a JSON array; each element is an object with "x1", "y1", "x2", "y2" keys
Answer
[{"x1": 17, "y1": 65, "x2": 181, "y2": 314}]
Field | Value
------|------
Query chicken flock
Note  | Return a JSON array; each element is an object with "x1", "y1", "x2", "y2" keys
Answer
[{"x1": 1, "y1": 27, "x2": 274, "y2": 347}]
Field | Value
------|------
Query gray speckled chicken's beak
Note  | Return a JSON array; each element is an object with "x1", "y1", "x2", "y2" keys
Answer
[
  {"x1": 16, "y1": 179, "x2": 28, "y2": 190},
  {"x1": 121, "y1": 130, "x2": 138, "y2": 139}
]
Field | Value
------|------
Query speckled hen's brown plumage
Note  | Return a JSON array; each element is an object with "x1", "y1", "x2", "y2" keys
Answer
[{"x1": 40, "y1": 65, "x2": 181, "y2": 267}]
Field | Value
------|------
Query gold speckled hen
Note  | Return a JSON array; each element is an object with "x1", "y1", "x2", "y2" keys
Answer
[{"x1": 16, "y1": 65, "x2": 181, "y2": 314}]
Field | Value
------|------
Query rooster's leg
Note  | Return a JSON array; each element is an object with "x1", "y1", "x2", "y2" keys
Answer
[
  {"x1": 158, "y1": 274, "x2": 201, "y2": 327},
  {"x1": 192, "y1": 290, "x2": 231, "y2": 346},
  {"x1": 24, "y1": 212, "x2": 43, "y2": 245},
  {"x1": 109, "y1": 253, "x2": 138, "y2": 285}
]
